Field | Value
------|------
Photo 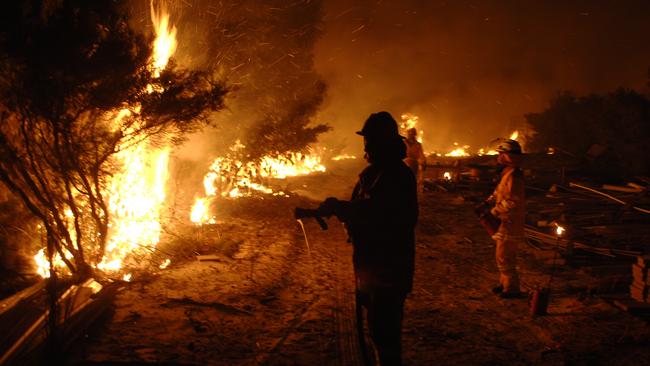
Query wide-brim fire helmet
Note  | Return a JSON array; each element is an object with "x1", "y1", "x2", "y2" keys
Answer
[
  {"x1": 494, "y1": 138, "x2": 522, "y2": 155},
  {"x1": 356, "y1": 111, "x2": 405, "y2": 141}
]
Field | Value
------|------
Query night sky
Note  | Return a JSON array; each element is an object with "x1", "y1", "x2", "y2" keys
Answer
[{"x1": 314, "y1": 0, "x2": 650, "y2": 152}]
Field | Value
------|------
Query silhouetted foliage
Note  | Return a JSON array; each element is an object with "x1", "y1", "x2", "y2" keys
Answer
[
  {"x1": 526, "y1": 89, "x2": 650, "y2": 180},
  {"x1": 244, "y1": 80, "x2": 330, "y2": 160},
  {"x1": 0, "y1": 185, "x2": 39, "y2": 279},
  {"x1": 0, "y1": 0, "x2": 227, "y2": 276}
]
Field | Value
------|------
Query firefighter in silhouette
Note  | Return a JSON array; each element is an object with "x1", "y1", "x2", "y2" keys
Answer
[
  {"x1": 486, "y1": 139, "x2": 525, "y2": 298},
  {"x1": 403, "y1": 127, "x2": 426, "y2": 193},
  {"x1": 317, "y1": 111, "x2": 418, "y2": 365}
]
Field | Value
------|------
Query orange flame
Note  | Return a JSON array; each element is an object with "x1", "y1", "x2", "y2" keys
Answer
[
  {"x1": 190, "y1": 197, "x2": 216, "y2": 225},
  {"x1": 331, "y1": 154, "x2": 357, "y2": 161},
  {"x1": 34, "y1": 2, "x2": 178, "y2": 278},
  {"x1": 510, "y1": 130, "x2": 519, "y2": 140},
  {"x1": 150, "y1": 0, "x2": 177, "y2": 76},
  {"x1": 445, "y1": 143, "x2": 471, "y2": 157},
  {"x1": 190, "y1": 144, "x2": 326, "y2": 225},
  {"x1": 400, "y1": 113, "x2": 424, "y2": 143},
  {"x1": 477, "y1": 148, "x2": 499, "y2": 156}
]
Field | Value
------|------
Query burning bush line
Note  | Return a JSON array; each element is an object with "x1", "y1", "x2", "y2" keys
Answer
[{"x1": 0, "y1": 0, "x2": 227, "y2": 279}]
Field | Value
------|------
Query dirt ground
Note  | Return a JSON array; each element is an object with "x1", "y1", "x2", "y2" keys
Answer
[{"x1": 68, "y1": 163, "x2": 650, "y2": 366}]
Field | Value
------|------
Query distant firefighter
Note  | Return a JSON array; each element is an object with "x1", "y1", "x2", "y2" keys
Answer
[
  {"x1": 403, "y1": 128, "x2": 426, "y2": 192},
  {"x1": 485, "y1": 139, "x2": 525, "y2": 298}
]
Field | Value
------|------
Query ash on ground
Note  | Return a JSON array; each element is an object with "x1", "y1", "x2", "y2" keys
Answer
[{"x1": 70, "y1": 162, "x2": 650, "y2": 366}]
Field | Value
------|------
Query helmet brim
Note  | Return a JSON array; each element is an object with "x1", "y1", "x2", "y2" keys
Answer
[{"x1": 356, "y1": 131, "x2": 406, "y2": 139}]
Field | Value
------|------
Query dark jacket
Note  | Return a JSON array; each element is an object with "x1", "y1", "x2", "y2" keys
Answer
[{"x1": 336, "y1": 155, "x2": 418, "y2": 294}]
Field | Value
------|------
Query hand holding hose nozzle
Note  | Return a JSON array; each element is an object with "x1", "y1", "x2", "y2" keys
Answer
[
  {"x1": 294, "y1": 197, "x2": 341, "y2": 231},
  {"x1": 294, "y1": 207, "x2": 329, "y2": 230}
]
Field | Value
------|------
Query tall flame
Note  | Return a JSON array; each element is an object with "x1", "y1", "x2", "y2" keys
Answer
[
  {"x1": 99, "y1": 147, "x2": 170, "y2": 271},
  {"x1": 96, "y1": 1, "x2": 177, "y2": 273},
  {"x1": 150, "y1": 0, "x2": 177, "y2": 76},
  {"x1": 34, "y1": 2, "x2": 178, "y2": 278}
]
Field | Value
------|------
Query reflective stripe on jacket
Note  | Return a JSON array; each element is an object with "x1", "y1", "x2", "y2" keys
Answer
[{"x1": 491, "y1": 166, "x2": 525, "y2": 236}]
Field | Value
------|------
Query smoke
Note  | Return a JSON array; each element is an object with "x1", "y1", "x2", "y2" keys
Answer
[
  {"x1": 129, "y1": 0, "x2": 329, "y2": 163},
  {"x1": 127, "y1": 0, "x2": 650, "y2": 159},
  {"x1": 314, "y1": 0, "x2": 650, "y2": 153}
]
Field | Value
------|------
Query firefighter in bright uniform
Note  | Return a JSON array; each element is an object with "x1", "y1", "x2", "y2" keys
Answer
[
  {"x1": 487, "y1": 139, "x2": 525, "y2": 298},
  {"x1": 403, "y1": 128, "x2": 426, "y2": 193}
]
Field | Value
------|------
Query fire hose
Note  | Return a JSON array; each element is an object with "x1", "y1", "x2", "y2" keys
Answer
[{"x1": 294, "y1": 207, "x2": 373, "y2": 365}]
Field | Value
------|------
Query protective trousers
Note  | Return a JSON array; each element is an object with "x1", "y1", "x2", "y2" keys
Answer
[
  {"x1": 494, "y1": 233, "x2": 520, "y2": 293},
  {"x1": 366, "y1": 290, "x2": 406, "y2": 366}
]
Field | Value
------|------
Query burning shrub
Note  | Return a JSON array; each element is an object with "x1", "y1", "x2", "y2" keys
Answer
[{"x1": 0, "y1": 0, "x2": 227, "y2": 278}]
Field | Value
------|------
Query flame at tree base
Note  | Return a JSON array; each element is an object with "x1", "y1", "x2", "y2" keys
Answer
[{"x1": 99, "y1": 146, "x2": 170, "y2": 273}]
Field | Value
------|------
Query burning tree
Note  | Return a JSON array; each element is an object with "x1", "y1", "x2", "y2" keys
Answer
[{"x1": 0, "y1": 0, "x2": 227, "y2": 278}]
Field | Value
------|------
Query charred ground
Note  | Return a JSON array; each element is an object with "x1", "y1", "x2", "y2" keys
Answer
[{"x1": 66, "y1": 163, "x2": 650, "y2": 366}]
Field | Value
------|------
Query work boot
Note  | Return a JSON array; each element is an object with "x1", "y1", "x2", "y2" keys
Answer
[{"x1": 491, "y1": 285, "x2": 503, "y2": 294}]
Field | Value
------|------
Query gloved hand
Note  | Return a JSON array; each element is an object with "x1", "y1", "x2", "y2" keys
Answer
[{"x1": 318, "y1": 197, "x2": 340, "y2": 217}]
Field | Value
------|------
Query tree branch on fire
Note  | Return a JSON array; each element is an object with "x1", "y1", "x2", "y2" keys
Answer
[{"x1": 0, "y1": 0, "x2": 228, "y2": 279}]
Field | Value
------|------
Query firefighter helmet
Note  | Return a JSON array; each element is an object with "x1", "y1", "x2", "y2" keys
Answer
[
  {"x1": 356, "y1": 112, "x2": 404, "y2": 141},
  {"x1": 494, "y1": 139, "x2": 522, "y2": 155}
]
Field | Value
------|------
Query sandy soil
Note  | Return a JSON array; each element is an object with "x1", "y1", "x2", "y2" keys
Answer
[{"x1": 69, "y1": 163, "x2": 650, "y2": 366}]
